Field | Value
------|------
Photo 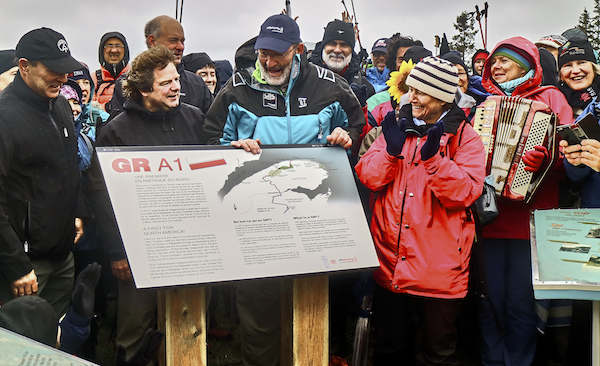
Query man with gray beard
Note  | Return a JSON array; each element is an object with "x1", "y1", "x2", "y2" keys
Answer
[
  {"x1": 310, "y1": 19, "x2": 375, "y2": 104},
  {"x1": 203, "y1": 14, "x2": 365, "y2": 365}
]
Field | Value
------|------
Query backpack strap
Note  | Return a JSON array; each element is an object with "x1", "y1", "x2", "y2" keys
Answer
[
  {"x1": 95, "y1": 69, "x2": 116, "y2": 96},
  {"x1": 79, "y1": 130, "x2": 94, "y2": 156},
  {"x1": 95, "y1": 69, "x2": 103, "y2": 93}
]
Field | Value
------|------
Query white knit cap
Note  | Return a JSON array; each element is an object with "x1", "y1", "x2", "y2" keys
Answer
[
  {"x1": 535, "y1": 34, "x2": 568, "y2": 50},
  {"x1": 405, "y1": 56, "x2": 458, "y2": 103}
]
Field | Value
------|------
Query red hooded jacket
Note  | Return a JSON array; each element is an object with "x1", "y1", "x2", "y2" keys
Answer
[
  {"x1": 356, "y1": 104, "x2": 485, "y2": 299},
  {"x1": 480, "y1": 36, "x2": 574, "y2": 240}
]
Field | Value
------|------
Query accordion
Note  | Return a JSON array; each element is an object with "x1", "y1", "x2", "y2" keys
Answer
[{"x1": 473, "y1": 96, "x2": 557, "y2": 203}]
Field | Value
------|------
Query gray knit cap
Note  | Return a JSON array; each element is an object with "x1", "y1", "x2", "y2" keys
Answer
[{"x1": 405, "y1": 56, "x2": 458, "y2": 103}]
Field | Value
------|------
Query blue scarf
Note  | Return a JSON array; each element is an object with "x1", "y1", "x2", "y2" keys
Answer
[{"x1": 498, "y1": 69, "x2": 535, "y2": 95}]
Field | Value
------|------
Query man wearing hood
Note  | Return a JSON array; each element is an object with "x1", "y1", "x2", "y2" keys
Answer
[
  {"x1": 309, "y1": 19, "x2": 375, "y2": 103},
  {"x1": 92, "y1": 32, "x2": 130, "y2": 112}
]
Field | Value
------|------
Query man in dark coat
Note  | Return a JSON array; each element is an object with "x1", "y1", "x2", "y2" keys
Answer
[
  {"x1": 88, "y1": 44, "x2": 206, "y2": 358},
  {"x1": 0, "y1": 28, "x2": 83, "y2": 320}
]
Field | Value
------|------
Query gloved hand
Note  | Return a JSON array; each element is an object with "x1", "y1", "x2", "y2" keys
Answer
[
  {"x1": 115, "y1": 328, "x2": 165, "y2": 366},
  {"x1": 420, "y1": 120, "x2": 445, "y2": 160},
  {"x1": 72, "y1": 262, "x2": 101, "y2": 317},
  {"x1": 382, "y1": 111, "x2": 407, "y2": 156},
  {"x1": 522, "y1": 145, "x2": 549, "y2": 172},
  {"x1": 350, "y1": 83, "x2": 368, "y2": 107}
]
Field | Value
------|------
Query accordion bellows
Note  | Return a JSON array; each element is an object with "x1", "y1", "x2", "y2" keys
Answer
[{"x1": 473, "y1": 96, "x2": 557, "y2": 203}]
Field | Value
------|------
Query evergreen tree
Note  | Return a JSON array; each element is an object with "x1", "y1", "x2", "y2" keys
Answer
[
  {"x1": 449, "y1": 11, "x2": 478, "y2": 67},
  {"x1": 577, "y1": 8, "x2": 594, "y2": 42},
  {"x1": 592, "y1": 0, "x2": 600, "y2": 49}
]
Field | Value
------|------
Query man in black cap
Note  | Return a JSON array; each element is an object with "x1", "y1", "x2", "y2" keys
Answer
[
  {"x1": 310, "y1": 19, "x2": 375, "y2": 104},
  {"x1": 0, "y1": 50, "x2": 17, "y2": 92},
  {"x1": 0, "y1": 28, "x2": 83, "y2": 321},
  {"x1": 204, "y1": 14, "x2": 364, "y2": 366},
  {"x1": 366, "y1": 38, "x2": 391, "y2": 93}
]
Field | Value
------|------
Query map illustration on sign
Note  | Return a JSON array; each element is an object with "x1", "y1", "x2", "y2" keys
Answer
[
  {"x1": 96, "y1": 145, "x2": 379, "y2": 289},
  {"x1": 219, "y1": 158, "x2": 332, "y2": 214}
]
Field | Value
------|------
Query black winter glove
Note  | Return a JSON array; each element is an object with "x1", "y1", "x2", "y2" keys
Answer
[
  {"x1": 350, "y1": 83, "x2": 368, "y2": 107},
  {"x1": 350, "y1": 83, "x2": 367, "y2": 108},
  {"x1": 382, "y1": 111, "x2": 407, "y2": 156},
  {"x1": 115, "y1": 328, "x2": 165, "y2": 366},
  {"x1": 420, "y1": 120, "x2": 445, "y2": 161},
  {"x1": 72, "y1": 262, "x2": 101, "y2": 317}
]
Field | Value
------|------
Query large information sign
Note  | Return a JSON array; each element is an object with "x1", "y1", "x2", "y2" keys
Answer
[
  {"x1": 531, "y1": 208, "x2": 600, "y2": 301},
  {"x1": 97, "y1": 145, "x2": 379, "y2": 289}
]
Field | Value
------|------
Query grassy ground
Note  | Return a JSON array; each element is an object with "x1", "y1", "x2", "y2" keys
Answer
[{"x1": 80, "y1": 288, "x2": 482, "y2": 366}]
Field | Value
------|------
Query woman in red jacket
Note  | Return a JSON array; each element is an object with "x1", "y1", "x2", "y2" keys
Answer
[
  {"x1": 355, "y1": 56, "x2": 485, "y2": 366},
  {"x1": 478, "y1": 37, "x2": 574, "y2": 366}
]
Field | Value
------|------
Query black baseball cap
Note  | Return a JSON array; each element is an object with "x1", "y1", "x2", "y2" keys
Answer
[
  {"x1": 0, "y1": 50, "x2": 16, "y2": 74},
  {"x1": 16, "y1": 27, "x2": 82, "y2": 74},
  {"x1": 255, "y1": 14, "x2": 302, "y2": 53}
]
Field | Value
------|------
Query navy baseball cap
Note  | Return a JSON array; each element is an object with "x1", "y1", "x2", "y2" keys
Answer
[
  {"x1": 255, "y1": 14, "x2": 302, "y2": 53},
  {"x1": 16, "y1": 28, "x2": 82, "y2": 74},
  {"x1": 371, "y1": 38, "x2": 389, "y2": 54}
]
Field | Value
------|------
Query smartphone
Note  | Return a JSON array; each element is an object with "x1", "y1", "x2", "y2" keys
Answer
[{"x1": 557, "y1": 112, "x2": 600, "y2": 145}]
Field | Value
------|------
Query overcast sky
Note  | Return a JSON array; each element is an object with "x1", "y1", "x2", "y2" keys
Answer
[{"x1": 0, "y1": 0, "x2": 592, "y2": 69}]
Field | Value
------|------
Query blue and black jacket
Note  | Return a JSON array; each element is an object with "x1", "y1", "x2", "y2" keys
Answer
[{"x1": 203, "y1": 38, "x2": 365, "y2": 150}]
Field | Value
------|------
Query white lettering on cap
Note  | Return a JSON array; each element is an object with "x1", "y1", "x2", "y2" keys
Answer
[
  {"x1": 266, "y1": 26, "x2": 284, "y2": 34},
  {"x1": 57, "y1": 39, "x2": 69, "y2": 52}
]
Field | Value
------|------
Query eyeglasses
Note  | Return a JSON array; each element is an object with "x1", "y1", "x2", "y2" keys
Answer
[
  {"x1": 256, "y1": 46, "x2": 297, "y2": 61},
  {"x1": 104, "y1": 44, "x2": 125, "y2": 49}
]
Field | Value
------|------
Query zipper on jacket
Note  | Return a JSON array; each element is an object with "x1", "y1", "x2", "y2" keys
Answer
[
  {"x1": 318, "y1": 120, "x2": 323, "y2": 140},
  {"x1": 286, "y1": 98, "x2": 292, "y2": 144},
  {"x1": 162, "y1": 118, "x2": 175, "y2": 144},
  {"x1": 48, "y1": 100, "x2": 67, "y2": 139},
  {"x1": 23, "y1": 201, "x2": 30, "y2": 253}
]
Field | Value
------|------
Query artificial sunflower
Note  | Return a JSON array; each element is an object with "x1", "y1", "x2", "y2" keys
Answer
[{"x1": 386, "y1": 59, "x2": 415, "y2": 103}]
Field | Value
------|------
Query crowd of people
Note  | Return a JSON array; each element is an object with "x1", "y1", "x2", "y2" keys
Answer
[{"x1": 0, "y1": 10, "x2": 598, "y2": 366}]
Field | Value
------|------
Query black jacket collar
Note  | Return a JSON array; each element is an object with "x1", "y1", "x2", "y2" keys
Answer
[
  {"x1": 11, "y1": 72, "x2": 57, "y2": 111},
  {"x1": 123, "y1": 98, "x2": 181, "y2": 120}
]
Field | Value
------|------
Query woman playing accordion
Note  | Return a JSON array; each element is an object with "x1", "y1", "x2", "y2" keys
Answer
[{"x1": 477, "y1": 37, "x2": 573, "y2": 366}]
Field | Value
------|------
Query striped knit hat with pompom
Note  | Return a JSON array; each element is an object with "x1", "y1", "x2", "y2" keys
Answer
[{"x1": 405, "y1": 56, "x2": 458, "y2": 103}]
